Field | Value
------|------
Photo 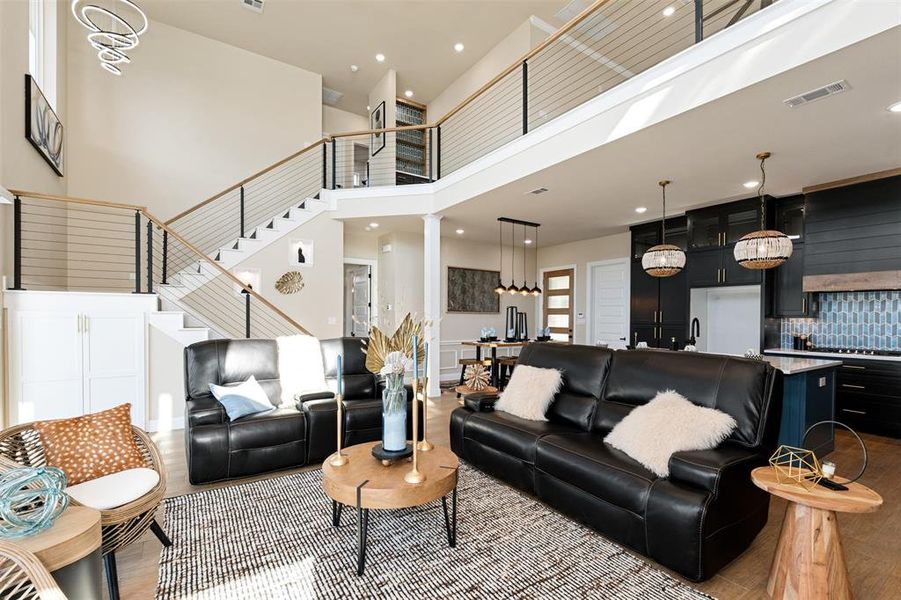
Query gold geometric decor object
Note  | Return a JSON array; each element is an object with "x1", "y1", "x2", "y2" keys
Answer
[
  {"x1": 464, "y1": 364, "x2": 490, "y2": 391},
  {"x1": 275, "y1": 271, "x2": 304, "y2": 294},
  {"x1": 363, "y1": 313, "x2": 424, "y2": 375},
  {"x1": 768, "y1": 445, "x2": 823, "y2": 490}
]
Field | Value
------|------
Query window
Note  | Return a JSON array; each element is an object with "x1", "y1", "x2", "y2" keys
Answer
[{"x1": 28, "y1": 0, "x2": 56, "y2": 108}]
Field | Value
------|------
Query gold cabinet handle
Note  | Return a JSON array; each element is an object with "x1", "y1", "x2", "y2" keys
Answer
[
  {"x1": 722, "y1": 268, "x2": 726, "y2": 283},
  {"x1": 841, "y1": 384, "x2": 865, "y2": 390},
  {"x1": 842, "y1": 365, "x2": 866, "y2": 370},
  {"x1": 841, "y1": 408, "x2": 866, "y2": 415},
  {"x1": 659, "y1": 311, "x2": 663, "y2": 322}
]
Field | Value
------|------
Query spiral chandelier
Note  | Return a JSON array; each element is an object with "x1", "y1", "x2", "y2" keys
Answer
[
  {"x1": 734, "y1": 152, "x2": 793, "y2": 270},
  {"x1": 71, "y1": 0, "x2": 148, "y2": 76}
]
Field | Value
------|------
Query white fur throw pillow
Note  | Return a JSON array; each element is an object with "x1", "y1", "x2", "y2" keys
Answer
[
  {"x1": 604, "y1": 390, "x2": 737, "y2": 478},
  {"x1": 494, "y1": 365, "x2": 563, "y2": 421},
  {"x1": 276, "y1": 335, "x2": 328, "y2": 406}
]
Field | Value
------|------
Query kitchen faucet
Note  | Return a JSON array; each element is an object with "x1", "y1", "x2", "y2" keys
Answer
[{"x1": 689, "y1": 318, "x2": 700, "y2": 345}]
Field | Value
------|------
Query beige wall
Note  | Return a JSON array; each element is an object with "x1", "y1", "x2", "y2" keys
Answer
[
  {"x1": 367, "y1": 70, "x2": 396, "y2": 187},
  {"x1": 377, "y1": 231, "x2": 422, "y2": 332},
  {"x1": 428, "y1": 19, "x2": 543, "y2": 121},
  {"x1": 323, "y1": 105, "x2": 368, "y2": 136},
  {"x1": 230, "y1": 213, "x2": 344, "y2": 339},
  {"x1": 66, "y1": 20, "x2": 322, "y2": 221},
  {"x1": 344, "y1": 231, "x2": 379, "y2": 260},
  {"x1": 537, "y1": 231, "x2": 630, "y2": 344}
]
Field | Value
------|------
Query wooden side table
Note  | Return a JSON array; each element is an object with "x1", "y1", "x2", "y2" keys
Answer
[
  {"x1": 751, "y1": 467, "x2": 882, "y2": 600},
  {"x1": 322, "y1": 441, "x2": 459, "y2": 575},
  {"x1": 11, "y1": 505, "x2": 103, "y2": 599}
]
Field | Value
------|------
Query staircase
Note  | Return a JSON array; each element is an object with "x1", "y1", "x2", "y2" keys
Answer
[{"x1": 147, "y1": 311, "x2": 211, "y2": 345}]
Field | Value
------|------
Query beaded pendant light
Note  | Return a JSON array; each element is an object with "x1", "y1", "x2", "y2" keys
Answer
[
  {"x1": 641, "y1": 180, "x2": 686, "y2": 277},
  {"x1": 734, "y1": 152, "x2": 793, "y2": 270}
]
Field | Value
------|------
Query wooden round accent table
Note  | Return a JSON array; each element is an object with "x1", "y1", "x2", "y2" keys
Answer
[
  {"x1": 322, "y1": 441, "x2": 459, "y2": 575},
  {"x1": 12, "y1": 506, "x2": 103, "y2": 599},
  {"x1": 751, "y1": 467, "x2": 882, "y2": 600}
]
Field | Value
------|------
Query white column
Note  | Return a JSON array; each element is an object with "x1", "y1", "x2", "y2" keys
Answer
[{"x1": 422, "y1": 214, "x2": 443, "y2": 398}]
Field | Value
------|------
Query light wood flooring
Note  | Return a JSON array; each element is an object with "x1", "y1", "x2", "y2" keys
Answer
[{"x1": 118, "y1": 392, "x2": 901, "y2": 599}]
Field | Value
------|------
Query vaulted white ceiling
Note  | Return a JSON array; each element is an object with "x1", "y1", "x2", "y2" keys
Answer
[{"x1": 140, "y1": 0, "x2": 568, "y2": 114}]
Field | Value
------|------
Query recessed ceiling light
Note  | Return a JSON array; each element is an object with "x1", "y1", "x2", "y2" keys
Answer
[
  {"x1": 454, "y1": 42, "x2": 464, "y2": 52},
  {"x1": 888, "y1": 101, "x2": 901, "y2": 113},
  {"x1": 662, "y1": 6, "x2": 676, "y2": 16},
  {"x1": 743, "y1": 180, "x2": 759, "y2": 189},
  {"x1": 364, "y1": 226, "x2": 371, "y2": 232},
  {"x1": 404, "y1": 90, "x2": 414, "y2": 98},
  {"x1": 455, "y1": 228, "x2": 465, "y2": 234},
  {"x1": 369, "y1": 222, "x2": 379, "y2": 228},
  {"x1": 375, "y1": 53, "x2": 385, "y2": 62},
  {"x1": 350, "y1": 65, "x2": 359, "y2": 73},
  {"x1": 635, "y1": 206, "x2": 647, "y2": 214},
  {"x1": 524, "y1": 239, "x2": 533, "y2": 244},
  {"x1": 366, "y1": 104, "x2": 371, "y2": 111}
]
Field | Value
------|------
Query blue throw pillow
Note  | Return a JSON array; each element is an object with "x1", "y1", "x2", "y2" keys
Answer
[{"x1": 209, "y1": 375, "x2": 275, "y2": 421}]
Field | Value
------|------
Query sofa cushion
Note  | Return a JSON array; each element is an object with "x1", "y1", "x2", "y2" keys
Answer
[
  {"x1": 596, "y1": 350, "x2": 774, "y2": 447},
  {"x1": 66, "y1": 467, "x2": 160, "y2": 510},
  {"x1": 228, "y1": 407, "x2": 305, "y2": 451},
  {"x1": 536, "y1": 433, "x2": 657, "y2": 516},
  {"x1": 516, "y1": 344, "x2": 612, "y2": 430},
  {"x1": 320, "y1": 338, "x2": 378, "y2": 400},
  {"x1": 463, "y1": 411, "x2": 581, "y2": 463},
  {"x1": 343, "y1": 399, "x2": 383, "y2": 432},
  {"x1": 185, "y1": 339, "x2": 282, "y2": 406}
]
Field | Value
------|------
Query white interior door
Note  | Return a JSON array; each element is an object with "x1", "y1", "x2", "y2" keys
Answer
[
  {"x1": 14, "y1": 311, "x2": 83, "y2": 423},
  {"x1": 588, "y1": 259, "x2": 630, "y2": 349},
  {"x1": 83, "y1": 312, "x2": 145, "y2": 426}
]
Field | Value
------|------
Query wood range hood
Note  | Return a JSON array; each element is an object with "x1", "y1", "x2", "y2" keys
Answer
[{"x1": 803, "y1": 271, "x2": 901, "y2": 293}]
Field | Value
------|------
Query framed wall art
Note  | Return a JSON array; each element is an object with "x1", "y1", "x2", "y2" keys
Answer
[
  {"x1": 370, "y1": 100, "x2": 386, "y2": 157},
  {"x1": 290, "y1": 239, "x2": 314, "y2": 267},
  {"x1": 25, "y1": 74, "x2": 64, "y2": 176},
  {"x1": 447, "y1": 267, "x2": 501, "y2": 313}
]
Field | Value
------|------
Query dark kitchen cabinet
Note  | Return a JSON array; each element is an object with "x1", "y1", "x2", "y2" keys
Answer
[
  {"x1": 630, "y1": 218, "x2": 688, "y2": 349},
  {"x1": 686, "y1": 198, "x2": 765, "y2": 288},
  {"x1": 835, "y1": 358, "x2": 901, "y2": 438},
  {"x1": 772, "y1": 244, "x2": 816, "y2": 317},
  {"x1": 775, "y1": 195, "x2": 805, "y2": 240}
]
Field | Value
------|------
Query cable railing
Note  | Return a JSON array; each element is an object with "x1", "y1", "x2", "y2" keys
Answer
[{"x1": 8, "y1": 190, "x2": 309, "y2": 339}]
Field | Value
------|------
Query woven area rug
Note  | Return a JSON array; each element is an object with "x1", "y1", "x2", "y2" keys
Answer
[{"x1": 156, "y1": 464, "x2": 714, "y2": 599}]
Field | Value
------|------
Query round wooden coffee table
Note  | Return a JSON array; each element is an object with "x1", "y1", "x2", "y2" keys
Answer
[
  {"x1": 751, "y1": 467, "x2": 882, "y2": 600},
  {"x1": 322, "y1": 441, "x2": 459, "y2": 575}
]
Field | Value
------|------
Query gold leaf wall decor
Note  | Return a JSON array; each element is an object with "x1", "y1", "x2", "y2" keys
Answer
[{"x1": 275, "y1": 271, "x2": 305, "y2": 294}]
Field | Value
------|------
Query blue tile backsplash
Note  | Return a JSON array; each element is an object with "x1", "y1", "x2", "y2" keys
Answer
[{"x1": 780, "y1": 291, "x2": 901, "y2": 350}]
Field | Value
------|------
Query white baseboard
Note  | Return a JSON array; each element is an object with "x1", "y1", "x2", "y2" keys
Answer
[{"x1": 146, "y1": 416, "x2": 184, "y2": 433}]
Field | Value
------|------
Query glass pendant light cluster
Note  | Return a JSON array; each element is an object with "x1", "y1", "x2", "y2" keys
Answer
[
  {"x1": 734, "y1": 152, "x2": 793, "y2": 270},
  {"x1": 495, "y1": 217, "x2": 542, "y2": 295},
  {"x1": 641, "y1": 180, "x2": 686, "y2": 277}
]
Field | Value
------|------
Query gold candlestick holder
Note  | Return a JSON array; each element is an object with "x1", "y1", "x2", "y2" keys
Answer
[
  {"x1": 329, "y1": 393, "x2": 348, "y2": 467},
  {"x1": 417, "y1": 376, "x2": 434, "y2": 452},
  {"x1": 404, "y1": 378, "x2": 426, "y2": 484}
]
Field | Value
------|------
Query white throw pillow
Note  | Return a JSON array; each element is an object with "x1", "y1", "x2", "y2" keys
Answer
[
  {"x1": 494, "y1": 365, "x2": 563, "y2": 421},
  {"x1": 604, "y1": 390, "x2": 737, "y2": 478},
  {"x1": 277, "y1": 335, "x2": 328, "y2": 406}
]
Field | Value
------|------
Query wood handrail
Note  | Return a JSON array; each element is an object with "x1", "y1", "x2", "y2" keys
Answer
[
  {"x1": 8, "y1": 190, "x2": 146, "y2": 212},
  {"x1": 165, "y1": 0, "x2": 611, "y2": 225},
  {"x1": 164, "y1": 137, "x2": 330, "y2": 225},
  {"x1": 143, "y1": 211, "x2": 312, "y2": 336}
]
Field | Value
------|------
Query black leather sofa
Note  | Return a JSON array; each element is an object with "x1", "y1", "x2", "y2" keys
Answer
[
  {"x1": 450, "y1": 343, "x2": 783, "y2": 581},
  {"x1": 184, "y1": 337, "x2": 418, "y2": 484}
]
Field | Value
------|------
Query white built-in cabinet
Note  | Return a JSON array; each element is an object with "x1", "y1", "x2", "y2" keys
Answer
[{"x1": 5, "y1": 291, "x2": 157, "y2": 427}]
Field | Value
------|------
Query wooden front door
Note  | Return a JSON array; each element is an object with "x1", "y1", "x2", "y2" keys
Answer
[{"x1": 542, "y1": 268, "x2": 574, "y2": 342}]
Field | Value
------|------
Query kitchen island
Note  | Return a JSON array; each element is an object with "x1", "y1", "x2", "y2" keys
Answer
[{"x1": 762, "y1": 353, "x2": 842, "y2": 456}]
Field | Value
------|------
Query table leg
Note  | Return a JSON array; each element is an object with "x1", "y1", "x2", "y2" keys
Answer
[
  {"x1": 767, "y1": 502, "x2": 852, "y2": 600},
  {"x1": 441, "y1": 486, "x2": 457, "y2": 548},
  {"x1": 332, "y1": 500, "x2": 343, "y2": 527},
  {"x1": 490, "y1": 346, "x2": 498, "y2": 388},
  {"x1": 356, "y1": 483, "x2": 370, "y2": 576}
]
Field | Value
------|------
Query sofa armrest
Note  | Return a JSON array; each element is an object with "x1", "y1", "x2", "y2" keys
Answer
[
  {"x1": 295, "y1": 390, "x2": 335, "y2": 406},
  {"x1": 463, "y1": 392, "x2": 499, "y2": 413},
  {"x1": 186, "y1": 395, "x2": 227, "y2": 427},
  {"x1": 668, "y1": 445, "x2": 764, "y2": 495}
]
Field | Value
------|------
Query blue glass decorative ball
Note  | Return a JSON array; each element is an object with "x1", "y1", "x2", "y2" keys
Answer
[{"x1": 0, "y1": 466, "x2": 69, "y2": 538}]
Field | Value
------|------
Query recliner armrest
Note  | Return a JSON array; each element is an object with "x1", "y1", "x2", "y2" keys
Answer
[
  {"x1": 463, "y1": 393, "x2": 499, "y2": 412},
  {"x1": 668, "y1": 445, "x2": 764, "y2": 495},
  {"x1": 186, "y1": 395, "x2": 226, "y2": 427},
  {"x1": 295, "y1": 390, "x2": 335, "y2": 407}
]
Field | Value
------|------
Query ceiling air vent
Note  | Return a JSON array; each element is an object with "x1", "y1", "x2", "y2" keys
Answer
[
  {"x1": 783, "y1": 80, "x2": 850, "y2": 108},
  {"x1": 527, "y1": 187, "x2": 549, "y2": 195},
  {"x1": 322, "y1": 87, "x2": 343, "y2": 107},
  {"x1": 241, "y1": 0, "x2": 263, "y2": 13}
]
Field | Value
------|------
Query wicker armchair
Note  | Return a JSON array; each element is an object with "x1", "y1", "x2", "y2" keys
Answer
[
  {"x1": 0, "y1": 542, "x2": 65, "y2": 600},
  {"x1": 0, "y1": 424, "x2": 169, "y2": 600}
]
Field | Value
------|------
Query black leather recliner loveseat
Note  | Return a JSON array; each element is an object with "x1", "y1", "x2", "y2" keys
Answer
[
  {"x1": 450, "y1": 343, "x2": 783, "y2": 581},
  {"x1": 184, "y1": 337, "x2": 418, "y2": 484}
]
